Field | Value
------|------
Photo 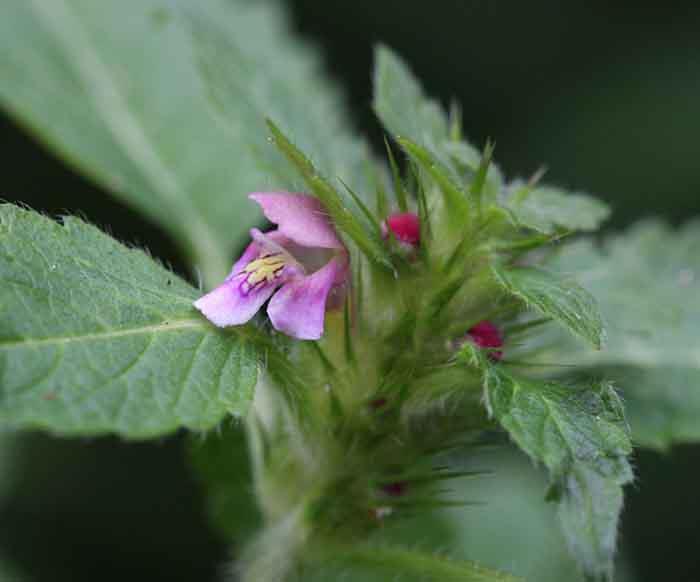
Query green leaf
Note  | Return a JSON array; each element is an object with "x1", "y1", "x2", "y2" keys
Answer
[
  {"x1": 301, "y1": 542, "x2": 522, "y2": 582},
  {"x1": 557, "y1": 464, "x2": 627, "y2": 582},
  {"x1": 397, "y1": 137, "x2": 471, "y2": 226},
  {"x1": 545, "y1": 220, "x2": 700, "y2": 449},
  {"x1": 611, "y1": 366, "x2": 700, "y2": 450},
  {"x1": 384, "y1": 136, "x2": 408, "y2": 212},
  {"x1": 373, "y1": 45, "x2": 451, "y2": 153},
  {"x1": 373, "y1": 45, "x2": 502, "y2": 196},
  {"x1": 492, "y1": 265, "x2": 604, "y2": 349},
  {"x1": 186, "y1": 6, "x2": 373, "y2": 202},
  {"x1": 375, "y1": 448, "x2": 637, "y2": 582},
  {"x1": 484, "y1": 368, "x2": 632, "y2": 581},
  {"x1": 0, "y1": 0, "x2": 368, "y2": 285},
  {"x1": 0, "y1": 205, "x2": 258, "y2": 437},
  {"x1": 188, "y1": 422, "x2": 261, "y2": 543},
  {"x1": 470, "y1": 140, "x2": 496, "y2": 213},
  {"x1": 504, "y1": 183, "x2": 611, "y2": 234}
]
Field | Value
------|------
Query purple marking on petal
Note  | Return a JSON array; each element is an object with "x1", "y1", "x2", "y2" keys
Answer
[
  {"x1": 228, "y1": 229, "x2": 292, "y2": 282},
  {"x1": 226, "y1": 241, "x2": 260, "y2": 280},
  {"x1": 194, "y1": 276, "x2": 278, "y2": 327},
  {"x1": 266, "y1": 256, "x2": 345, "y2": 340},
  {"x1": 195, "y1": 228, "x2": 300, "y2": 328},
  {"x1": 250, "y1": 192, "x2": 344, "y2": 250}
]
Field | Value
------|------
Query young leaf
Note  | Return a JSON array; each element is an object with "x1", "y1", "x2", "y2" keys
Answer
[
  {"x1": 0, "y1": 205, "x2": 258, "y2": 438},
  {"x1": 492, "y1": 265, "x2": 604, "y2": 349},
  {"x1": 373, "y1": 45, "x2": 450, "y2": 153},
  {"x1": 384, "y1": 137, "x2": 408, "y2": 212},
  {"x1": 373, "y1": 45, "x2": 502, "y2": 195},
  {"x1": 398, "y1": 137, "x2": 471, "y2": 225},
  {"x1": 484, "y1": 368, "x2": 632, "y2": 581},
  {"x1": 0, "y1": 0, "x2": 369, "y2": 285},
  {"x1": 470, "y1": 140, "x2": 496, "y2": 212},
  {"x1": 505, "y1": 183, "x2": 610, "y2": 234},
  {"x1": 544, "y1": 220, "x2": 700, "y2": 449}
]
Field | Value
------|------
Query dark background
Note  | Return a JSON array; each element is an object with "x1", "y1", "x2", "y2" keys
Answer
[{"x1": 1, "y1": 1, "x2": 699, "y2": 581}]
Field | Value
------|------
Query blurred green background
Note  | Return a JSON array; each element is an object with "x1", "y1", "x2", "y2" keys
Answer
[{"x1": 1, "y1": 1, "x2": 699, "y2": 581}]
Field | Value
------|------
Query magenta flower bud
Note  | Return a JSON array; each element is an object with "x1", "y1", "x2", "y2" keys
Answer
[
  {"x1": 382, "y1": 212, "x2": 420, "y2": 247},
  {"x1": 369, "y1": 397, "x2": 388, "y2": 409},
  {"x1": 194, "y1": 192, "x2": 348, "y2": 340},
  {"x1": 381, "y1": 481, "x2": 408, "y2": 497},
  {"x1": 467, "y1": 320, "x2": 504, "y2": 361}
]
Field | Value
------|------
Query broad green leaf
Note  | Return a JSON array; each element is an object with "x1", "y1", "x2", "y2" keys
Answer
[
  {"x1": 0, "y1": 0, "x2": 368, "y2": 285},
  {"x1": 485, "y1": 368, "x2": 632, "y2": 581},
  {"x1": 504, "y1": 182, "x2": 610, "y2": 234},
  {"x1": 373, "y1": 45, "x2": 451, "y2": 154},
  {"x1": 377, "y1": 449, "x2": 637, "y2": 582},
  {"x1": 298, "y1": 543, "x2": 521, "y2": 582},
  {"x1": 186, "y1": 8, "x2": 373, "y2": 203},
  {"x1": 373, "y1": 45, "x2": 503, "y2": 196},
  {"x1": 492, "y1": 265, "x2": 604, "y2": 349},
  {"x1": 609, "y1": 366, "x2": 700, "y2": 450},
  {"x1": 188, "y1": 422, "x2": 261, "y2": 543},
  {"x1": 545, "y1": 220, "x2": 700, "y2": 449},
  {"x1": 0, "y1": 205, "x2": 258, "y2": 437}
]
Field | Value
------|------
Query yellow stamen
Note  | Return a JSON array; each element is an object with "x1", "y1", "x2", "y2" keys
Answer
[{"x1": 243, "y1": 254, "x2": 287, "y2": 286}]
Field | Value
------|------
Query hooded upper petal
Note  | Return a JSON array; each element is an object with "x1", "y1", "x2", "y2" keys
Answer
[
  {"x1": 249, "y1": 192, "x2": 343, "y2": 250},
  {"x1": 266, "y1": 256, "x2": 347, "y2": 340}
]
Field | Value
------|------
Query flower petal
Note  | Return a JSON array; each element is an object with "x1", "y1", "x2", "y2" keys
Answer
[
  {"x1": 227, "y1": 229, "x2": 292, "y2": 280},
  {"x1": 194, "y1": 278, "x2": 278, "y2": 327},
  {"x1": 227, "y1": 241, "x2": 260, "y2": 280},
  {"x1": 266, "y1": 256, "x2": 346, "y2": 340},
  {"x1": 250, "y1": 192, "x2": 343, "y2": 250}
]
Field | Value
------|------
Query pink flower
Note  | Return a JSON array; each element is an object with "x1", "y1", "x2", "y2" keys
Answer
[
  {"x1": 467, "y1": 320, "x2": 503, "y2": 360},
  {"x1": 382, "y1": 212, "x2": 420, "y2": 247},
  {"x1": 194, "y1": 193, "x2": 348, "y2": 340}
]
